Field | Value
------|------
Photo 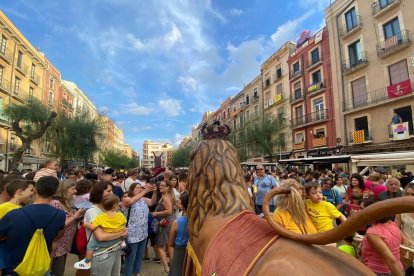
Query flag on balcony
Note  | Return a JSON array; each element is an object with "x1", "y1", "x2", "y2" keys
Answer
[
  {"x1": 312, "y1": 137, "x2": 327, "y2": 148},
  {"x1": 353, "y1": 130, "x2": 365, "y2": 144},
  {"x1": 387, "y1": 79, "x2": 412, "y2": 99},
  {"x1": 392, "y1": 122, "x2": 409, "y2": 140},
  {"x1": 384, "y1": 36, "x2": 398, "y2": 50}
]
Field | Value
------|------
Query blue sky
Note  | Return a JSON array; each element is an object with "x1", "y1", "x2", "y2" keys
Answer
[{"x1": 0, "y1": 0, "x2": 330, "y2": 155}]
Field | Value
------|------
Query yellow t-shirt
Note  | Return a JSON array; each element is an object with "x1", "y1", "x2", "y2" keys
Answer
[
  {"x1": 273, "y1": 208, "x2": 318, "y2": 234},
  {"x1": 306, "y1": 199, "x2": 341, "y2": 232},
  {"x1": 0, "y1": 202, "x2": 21, "y2": 219},
  {"x1": 92, "y1": 212, "x2": 127, "y2": 232}
]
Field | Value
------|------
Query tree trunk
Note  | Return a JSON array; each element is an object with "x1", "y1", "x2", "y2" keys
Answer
[{"x1": 9, "y1": 141, "x2": 31, "y2": 171}]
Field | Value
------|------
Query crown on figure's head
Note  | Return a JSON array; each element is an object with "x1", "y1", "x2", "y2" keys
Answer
[{"x1": 200, "y1": 120, "x2": 231, "y2": 140}]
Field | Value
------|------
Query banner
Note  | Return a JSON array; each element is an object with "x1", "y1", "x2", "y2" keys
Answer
[
  {"x1": 352, "y1": 130, "x2": 365, "y2": 144},
  {"x1": 387, "y1": 79, "x2": 412, "y2": 98},
  {"x1": 274, "y1": 94, "x2": 282, "y2": 104},
  {"x1": 392, "y1": 122, "x2": 410, "y2": 140}
]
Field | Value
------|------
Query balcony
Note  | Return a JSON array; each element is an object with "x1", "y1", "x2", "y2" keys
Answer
[
  {"x1": 388, "y1": 121, "x2": 414, "y2": 140},
  {"x1": 376, "y1": 30, "x2": 410, "y2": 58},
  {"x1": 293, "y1": 141, "x2": 305, "y2": 150},
  {"x1": 312, "y1": 136, "x2": 327, "y2": 148},
  {"x1": 290, "y1": 89, "x2": 304, "y2": 103},
  {"x1": 0, "y1": 48, "x2": 13, "y2": 64},
  {"x1": 306, "y1": 56, "x2": 323, "y2": 71},
  {"x1": 12, "y1": 88, "x2": 26, "y2": 103},
  {"x1": 339, "y1": 16, "x2": 362, "y2": 38},
  {"x1": 343, "y1": 78, "x2": 414, "y2": 112},
  {"x1": 15, "y1": 61, "x2": 29, "y2": 76},
  {"x1": 349, "y1": 129, "x2": 373, "y2": 145},
  {"x1": 289, "y1": 69, "x2": 302, "y2": 81},
  {"x1": 372, "y1": 0, "x2": 401, "y2": 18},
  {"x1": 0, "y1": 78, "x2": 10, "y2": 94},
  {"x1": 252, "y1": 94, "x2": 259, "y2": 102},
  {"x1": 273, "y1": 71, "x2": 284, "y2": 83},
  {"x1": 342, "y1": 51, "x2": 368, "y2": 75},
  {"x1": 307, "y1": 81, "x2": 326, "y2": 96},
  {"x1": 29, "y1": 72, "x2": 40, "y2": 86},
  {"x1": 264, "y1": 78, "x2": 271, "y2": 88},
  {"x1": 291, "y1": 109, "x2": 329, "y2": 129}
]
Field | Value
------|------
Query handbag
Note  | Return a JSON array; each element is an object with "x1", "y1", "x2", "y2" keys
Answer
[{"x1": 123, "y1": 207, "x2": 132, "y2": 255}]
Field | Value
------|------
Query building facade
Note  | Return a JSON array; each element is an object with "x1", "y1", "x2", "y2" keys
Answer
[
  {"x1": 142, "y1": 141, "x2": 174, "y2": 168},
  {"x1": 326, "y1": 0, "x2": 414, "y2": 164},
  {"x1": 288, "y1": 27, "x2": 337, "y2": 160}
]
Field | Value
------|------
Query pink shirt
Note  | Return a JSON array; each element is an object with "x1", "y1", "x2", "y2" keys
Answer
[{"x1": 362, "y1": 221, "x2": 403, "y2": 273}]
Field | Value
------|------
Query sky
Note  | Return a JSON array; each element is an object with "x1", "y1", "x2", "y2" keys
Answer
[{"x1": 0, "y1": 0, "x2": 331, "y2": 155}]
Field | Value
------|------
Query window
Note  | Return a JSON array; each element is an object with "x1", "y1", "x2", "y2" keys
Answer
[
  {"x1": 30, "y1": 63, "x2": 36, "y2": 78},
  {"x1": 351, "y1": 77, "x2": 368, "y2": 107},
  {"x1": 16, "y1": 51, "x2": 23, "y2": 68},
  {"x1": 223, "y1": 111, "x2": 226, "y2": 119},
  {"x1": 315, "y1": 128, "x2": 325, "y2": 138},
  {"x1": 345, "y1": 7, "x2": 358, "y2": 31},
  {"x1": 245, "y1": 95, "x2": 249, "y2": 104},
  {"x1": 383, "y1": 17, "x2": 401, "y2": 41},
  {"x1": 246, "y1": 110, "x2": 250, "y2": 121},
  {"x1": 311, "y1": 70, "x2": 321, "y2": 84},
  {"x1": 265, "y1": 91, "x2": 270, "y2": 108},
  {"x1": 293, "y1": 82, "x2": 302, "y2": 99},
  {"x1": 310, "y1": 48, "x2": 320, "y2": 64},
  {"x1": 276, "y1": 84, "x2": 283, "y2": 95},
  {"x1": 14, "y1": 77, "x2": 20, "y2": 94},
  {"x1": 279, "y1": 133, "x2": 286, "y2": 148},
  {"x1": 276, "y1": 66, "x2": 282, "y2": 79},
  {"x1": 295, "y1": 105, "x2": 304, "y2": 120},
  {"x1": 348, "y1": 40, "x2": 363, "y2": 67},
  {"x1": 233, "y1": 120, "x2": 237, "y2": 130},
  {"x1": 29, "y1": 87, "x2": 34, "y2": 99},
  {"x1": 293, "y1": 62, "x2": 300, "y2": 73},
  {"x1": 49, "y1": 77, "x2": 54, "y2": 91},
  {"x1": 49, "y1": 92, "x2": 54, "y2": 106},
  {"x1": 265, "y1": 73, "x2": 270, "y2": 86},
  {"x1": 239, "y1": 115, "x2": 243, "y2": 127},
  {"x1": 388, "y1": 60, "x2": 409, "y2": 85},
  {"x1": 0, "y1": 35, "x2": 6, "y2": 54},
  {"x1": 295, "y1": 132, "x2": 304, "y2": 144},
  {"x1": 0, "y1": 66, "x2": 3, "y2": 83},
  {"x1": 314, "y1": 98, "x2": 325, "y2": 120},
  {"x1": 379, "y1": 0, "x2": 393, "y2": 9},
  {"x1": 253, "y1": 88, "x2": 258, "y2": 98},
  {"x1": 355, "y1": 116, "x2": 368, "y2": 132}
]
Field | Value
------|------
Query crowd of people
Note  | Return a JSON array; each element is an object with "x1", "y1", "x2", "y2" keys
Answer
[
  {"x1": 247, "y1": 166, "x2": 414, "y2": 276},
  {"x1": 0, "y1": 160, "x2": 189, "y2": 276},
  {"x1": 1, "y1": 158, "x2": 414, "y2": 276}
]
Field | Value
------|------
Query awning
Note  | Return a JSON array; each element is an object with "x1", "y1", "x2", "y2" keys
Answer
[
  {"x1": 279, "y1": 155, "x2": 351, "y2": 165},
  {"x1": 351, "y1": 151, "x2": 414, "y2": 166}
]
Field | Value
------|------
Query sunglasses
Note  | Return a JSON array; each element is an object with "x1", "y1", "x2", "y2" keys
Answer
[{"x1": 257, "y1": 168, "x2": 264, "y2": 171}]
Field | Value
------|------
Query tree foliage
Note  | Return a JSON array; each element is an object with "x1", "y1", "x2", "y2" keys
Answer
[
  {"x1": 171, "y1": 145, "x2": 192, "y2": 168},
  {"x1": 102, "y1": 149, "x2": 139, "y2": 169},
  {"x1": 48, "y1": 111, "x2": 102, "y2": 166},
  {"x1": 2, "y1": 98, "x2": 57, "y2": 170}
]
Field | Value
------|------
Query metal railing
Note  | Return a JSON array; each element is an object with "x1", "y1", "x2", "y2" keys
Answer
[
  {"x1": 273, "y1": 70, "x2": 284, "y2": 83},
  {"x1": 372, "y1": 0, "x2": 400, "y2": 16},
  {"x1": 343, "y1": 77, "x2": 414, "y2": 111},
  {"x1": 264, "y1": 78, "x2": 271, "y2": 88},
  {"x1": 306, "y1": 55, "x2": 323, "y2": 69},
  {"x1": 290, "y1": 89, "x2": 303, "y2": 103},
  {"x1": 349, "y1": 128, "x2": 373, "y2": 144},
  {"x1": 291, "y1": 109, "x2": 329, "y2": 128},
  {"x1": 342, "y1": 51, "x2": 368, "y2": 73},
  {"x1": 376, "y1": 30, "x2": 410, "y2": 58},
  {"x1": 0, "y1": 48, "x2": 13, "y2": 63},
  {"x1": 15, "y1": 61, "x2": 29, "y2": 75},
  {"x1": 339, "y1": 15, "x2": 362, "y2": 37},
  {"x1": 289, "y1": 69, "x2": 302, "y2": 80},
  {"x1": 0, "y1": 78, "x2": 10, "y2": 93},
  {"x1": 307, "y1": 81, "x2": 325, "y2": 94},
  {"x1": 30, "y1": 72, "x2": 40, "y2": 84}
]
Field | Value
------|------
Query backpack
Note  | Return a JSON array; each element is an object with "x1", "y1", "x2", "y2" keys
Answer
[{"x1": 14, "y1": 209, "x2": 58, "y2": 276}]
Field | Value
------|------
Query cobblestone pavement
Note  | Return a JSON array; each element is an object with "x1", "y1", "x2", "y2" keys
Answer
[{"x1": 65, "y1": 251, "x2": 165, "y2": 276}]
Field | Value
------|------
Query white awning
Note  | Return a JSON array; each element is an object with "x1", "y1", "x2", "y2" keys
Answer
[{"x1": 351, "y1": 152, "x2": 414, "y2": 166}]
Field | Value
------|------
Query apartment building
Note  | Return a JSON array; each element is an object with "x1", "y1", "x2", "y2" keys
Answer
[
  {"x1": 60, "y1": 79, "x2": 75, "y2": 117},
  {"x1": 326, "y1": 0, "x2": 414, "y2": 160},
  {"x1": 0, "y1": 10, "x2": 49, "y2": 170},
  {"x1": 288, "y1": 27, "x2": 337, "y2": 159},
  {"x1": 43, "y1": 57, "x2": 61, "y2": 110},
  {"x1": 261, "y1": 41, "x2": 296, "y2": 159},
  {"x1": 142, "y1": 141, "x2": 174, "y2": 168},
  {"x1": 61, "y1": 80, "x2": 97, "y2": 118}
]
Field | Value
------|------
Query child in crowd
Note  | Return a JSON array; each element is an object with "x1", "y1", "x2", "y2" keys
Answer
[
  {"x1": 305, "y1": 181, "x2": 347, "y2": 232},
  {"x1": 338, "y1": 235, "x2": 356, "y2": 257},
  {"x1": 168, "y1": 192, "x2": 189, "y2": 276},
  {"x1": 74, "y1": 194, "x2": 127, "y2": 270},
  {"x1": 0, "y1": 179, "x2": 35, "y2": 273},
  {"x1": 347, "y1": 191, "x2": 363, "y2": 218}
]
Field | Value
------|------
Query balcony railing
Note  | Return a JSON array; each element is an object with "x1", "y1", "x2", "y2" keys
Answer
[
  {"x1": 388, "y1": 121, "x2": 414, "y2": 139},
  {"x1": 273, "y1": 71, "x2": 283, "y2": 83},
  {"x1": 12, "y1": 87, "x2": 27, "y2": 102},
  {"x1": 0, "y1": 48, "x2": 13, "y2": 64},
  {"x1": 343, "y1": 78, "x2": 414, "y2": 112},
  {"x1": 291, "y1": 109, "x2": 329, "y2": 128},
  {"x1": 0, "y1": 78, "x2": 10, "y2": 94},
  {"x1": 307, "y1": 81, "x2": 325, "y2": 95},
  {"x1": 372, "y1": 0, "x2": 401, "y2": 17},
  {"x1": 306, "y1": 56, "x2": 323, "y2": 70},
  {"x1": 349, "y1": 129, "x2": 373, "y2": 144},
  {"x1": 293, "y1": 141, "x2": 305, "y2": 150},
  {"x1": 30, "y1": 72, "x2": 40, "y2": 85},
  {"x1": 252, "y1": 94, "x2": 259, "y2": 102},
  {"x1": 289, "y1": 69, "x2": 302, "y2": 80},
  {"x1": 290, "y1": 89, "x2": 304, "y2": 103},
  {"x1": 339, "y1": 15, "x2": 362, "y2": 38},
  {"x1": 342, "y1": 51, "x2": 368, "y2": 74},
  {"x1": 15, "y1": 61, "x2": 29, "y2": 76},
  {"x1": 376, "y1": 30, "x2": 410, "y2": 58},
  {"x1": 312, "y1": 136, "x2": 327, "y2": 148}
]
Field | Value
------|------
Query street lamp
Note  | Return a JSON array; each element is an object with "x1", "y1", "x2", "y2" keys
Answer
[{"x1": 336, "y1": 138, "x2": 343, "y2": 155}]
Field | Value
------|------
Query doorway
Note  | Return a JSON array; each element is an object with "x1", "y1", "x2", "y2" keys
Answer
[{"x1": 394, "y1": 106, "x2": 413, "y2": 134}]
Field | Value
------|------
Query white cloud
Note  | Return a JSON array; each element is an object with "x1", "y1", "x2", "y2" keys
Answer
[
  {"x1": 229, "y1": 8, "x2": 244, "y2": 17},
  {"x1": 173, "y1": 133, "x2": 184, "y2": 147},
  {"x1": 163, "y1": 23, "x2": 182, "y2": 47},
  {"x1": 158, "y1": 99, "x2": 183, "y2": 117},
  {"x1": 299, "y1": 0, "x2": 331, "y2": 11},
  {"x1": 178, "y1": 76, "x2": 198, "y2": 91},
  {"x1": 121, "y1": 102, "x2": 152, "y2": 115}
]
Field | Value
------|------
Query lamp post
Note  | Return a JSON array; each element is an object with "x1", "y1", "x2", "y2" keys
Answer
[{"x1": 336, "y1": 138, "x2": 343, "y2": 155}]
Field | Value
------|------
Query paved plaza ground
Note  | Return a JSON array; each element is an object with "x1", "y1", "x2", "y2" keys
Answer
[{"x1": 65, "y1": 251, "x2": 164, "y2": 276}]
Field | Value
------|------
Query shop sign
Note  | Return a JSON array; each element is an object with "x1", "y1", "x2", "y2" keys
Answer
[{"x1": 307, "y1": 148, "x2": 335, "y2": 157}]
